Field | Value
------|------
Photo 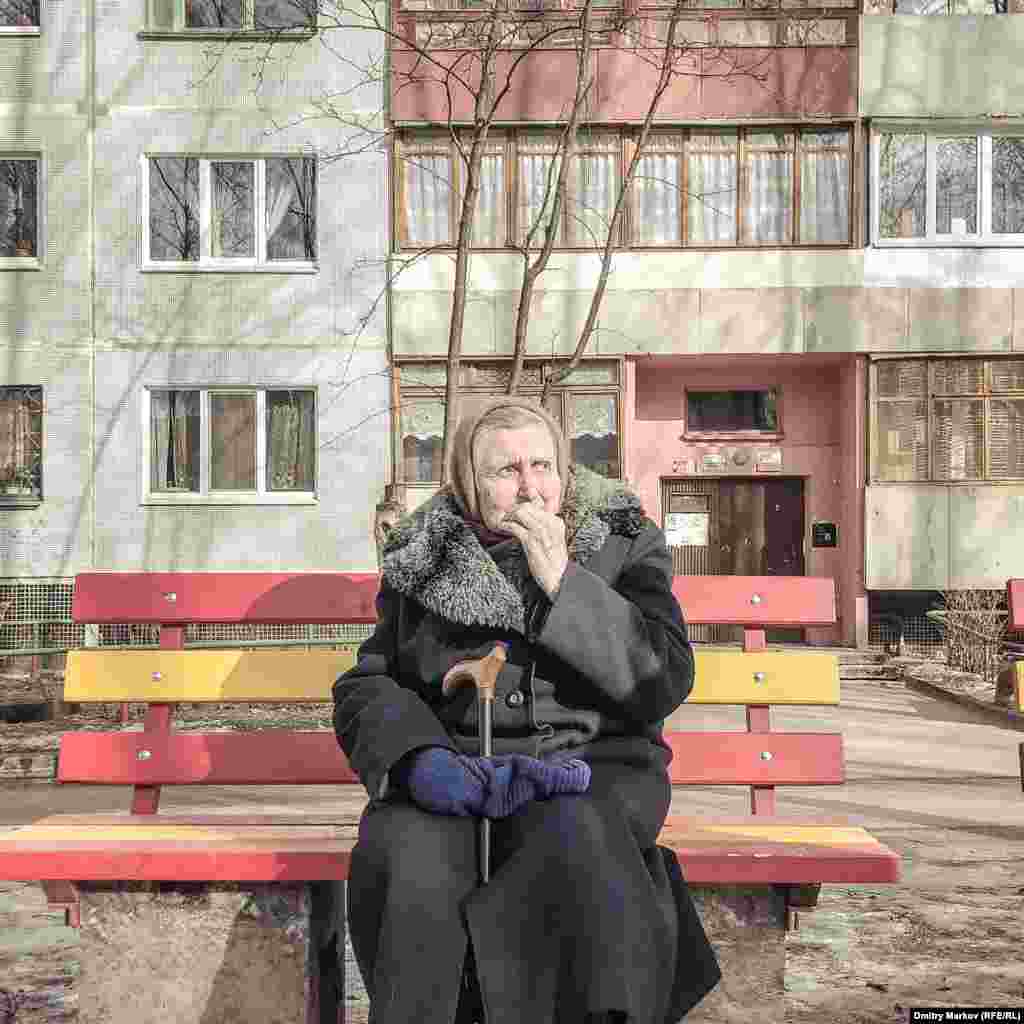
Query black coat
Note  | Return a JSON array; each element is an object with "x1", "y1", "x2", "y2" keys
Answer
[{"x1": 333, "y1": 465, "x2": 721, "y2": 1023}]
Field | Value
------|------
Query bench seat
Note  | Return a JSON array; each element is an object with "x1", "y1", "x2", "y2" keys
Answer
[{"x1": 0, "y1": 814, "x2": 900, "y2": 885}]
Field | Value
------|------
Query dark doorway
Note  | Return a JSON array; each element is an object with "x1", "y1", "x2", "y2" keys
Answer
[{"x1": 662, "y1": 476, "x2": 806, "y2": 643}]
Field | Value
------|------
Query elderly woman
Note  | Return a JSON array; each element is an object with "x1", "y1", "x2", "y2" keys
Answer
[{"x1": 333, "y1": 396, "x2": 721, "y2": 1024}]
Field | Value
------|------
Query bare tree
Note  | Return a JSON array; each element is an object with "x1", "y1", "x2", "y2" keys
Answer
[{"x1": 193, "y1": 0, "x2": 841, "y2": 495}]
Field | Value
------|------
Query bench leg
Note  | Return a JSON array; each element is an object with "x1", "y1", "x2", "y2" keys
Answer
[{"x1": 68, "y1": 881, "x2": 343, "y2": 1024}]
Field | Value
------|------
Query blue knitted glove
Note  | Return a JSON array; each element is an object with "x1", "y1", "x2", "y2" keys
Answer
[
  {"x1": 476, "y1": 754, "x2": 591, "y2": 819},
  {"x1": 392, "y1": 746, "x2": 487, "y2": 817}
]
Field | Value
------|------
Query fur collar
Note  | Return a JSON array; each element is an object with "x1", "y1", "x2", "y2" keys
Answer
[{"x1": 380, "y1": 464, "x2": 647, "y2": 633}]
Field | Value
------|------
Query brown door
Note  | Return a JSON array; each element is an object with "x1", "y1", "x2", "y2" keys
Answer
[{"x1": 662, "y1": 476, "x2": 805, "y2": 644}]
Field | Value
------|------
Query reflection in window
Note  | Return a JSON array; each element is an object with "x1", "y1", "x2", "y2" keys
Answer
[
  {"x1": 992, "y1": 137, "x2": 1024, "y2": 234},
  {"x1": 267, "y1": 390, "x2": 316, "y2": 490},
  {"x1": 254, "y1": 0, "x2": 316, "y2": 26},
  {"x1": 188, "y1": 0, "x2": 244, "y2": 26},
  {"x1": 0, "y1": 0, "x2": 40, "y2": 25},
  {"x1": 212, "y1": 161, "x2": 255, "y2": 258},
  {"x1": 878, "y1": 133, "x2": 925, "y2": 239},
  {"x1": 266, "y1": 157, "x2": 318, "y2": 260},
  {"x1": 0, "y1": 386, "x2": 43, "y2": 499},
  {"x1": 688, "y1": 389, "x2": 778, "y2": 432},
  {"x1": 151, "y1": 390, "x2": 201, "y2": 491},
  {"x1": 149, "y1": 157, "x2": 200, "y2": 261},
  {"x1": 0, "y1": 159, "x2": 38, "y2": 257},
  {"x1": 936, "y1": 137, "x2": 977, "y2": 235}
]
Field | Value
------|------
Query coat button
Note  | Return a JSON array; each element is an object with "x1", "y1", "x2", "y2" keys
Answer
[{"x1": 505, "y1": 690, "x2": 525, "y2": 708}]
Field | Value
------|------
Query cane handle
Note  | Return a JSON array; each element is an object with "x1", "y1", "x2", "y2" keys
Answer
[{"x1": 441, "y1": 642, "x2": 508, "y2": 700}]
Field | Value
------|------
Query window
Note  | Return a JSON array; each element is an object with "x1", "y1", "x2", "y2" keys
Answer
[
  {"x1": 396, "y1": 360, "x2": 622, "y2": 483},
  {"x1": 142, "y1": 156, "x2": 317, "y2": 268},
  {"x1": 0, "y1": 157, "x2": 39, "y2": 260},
  {"x1": 146, "y1": 0, "x2": 316, "y2": 31},
  {"x1": 0, "y1": 386, "x2": 42, "y2": 503},
  {"x1": 396, "y1": 126, "x2": 853, "y2": 250},
  {"x1": 143, "y1": 387, "x2": 316, "y2": 502},
  {"x1": 872, "y1": 358, "x2": 1024, "y2": 482},
  {"x1": 874, "y1": 128, "x2": 1024, "y2": 245},
  {"x1": 685, "y1": 389, "x2": 780, "y2": 436},
  {"x1": 0, "y1": 0, "x2": 39, "y2": 29}
]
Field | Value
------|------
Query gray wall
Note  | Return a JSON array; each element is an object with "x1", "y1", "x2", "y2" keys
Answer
[{"x1": 0, "y1": 0, "x2": 390, "y2": 576}]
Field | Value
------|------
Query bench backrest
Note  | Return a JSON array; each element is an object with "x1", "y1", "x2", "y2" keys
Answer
[{"x1": 63, "y1": 572, "x2": 841, "y2": 816}]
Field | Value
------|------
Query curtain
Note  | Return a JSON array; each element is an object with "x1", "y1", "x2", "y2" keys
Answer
[
  {"x1": 634, "y1": 151, "x2": 680, "y2": 245},
  {"x1": 687, "y1": 144, "x2": 737, "y2": 243},
  {"x1": 0, "y1": 393, "x2": 31, "y2": 486},
  {"x1": 210, "y1": 394, "x2": 256, "y2": 490},
  {"x1": 401, "y1": 399, "x2": 444, "y2": 481},
  {"x1": 800, "y1": 144, "x2": 850, "y2": 243},
  {"x1": 518, "y1": 144, "x2": 563, "y2": 246},
  {"x1": 570, "y1": 151, "x2": 618, "y2": 247},
  {"x1": 267, "y1": 390, "x2": 315, "y2": 490},
  {"x1": 150, "y1": 390, "x2": 200, "y2": 491},
  {"x1": 404, "y1": 152, "x2": 452, "y2": 245},
  {"x1": 745, "y1": 148, "x2": 792, "y2": 243},
  {"x1": 473, "y1": 153, "x2": 505, "y2": 246},
  {"x1": 267, "y1": 158, "x2": 316, "y2": 260}
]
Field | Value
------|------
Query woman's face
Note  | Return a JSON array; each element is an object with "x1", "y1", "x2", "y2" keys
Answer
[{"x1": 474, "y1": 422, "x2": 561, "y2": 533}]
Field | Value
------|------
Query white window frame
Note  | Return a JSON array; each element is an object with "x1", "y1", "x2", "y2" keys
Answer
[
  {"x1": 0, "y1": 152, "x2": 43, "y2": 269},
  {"x1": 140, "y1": 155, "x2": 318, "y2": 272},
  {"x1": 872, "y1": 123, "x2": 1024, "y2": 247},
  {"x1": 141, "y1": 385, "x2": 319, "y2": 505},
  {"x1": 143, "y1": 0, "x2": 316, "y2": 33}
]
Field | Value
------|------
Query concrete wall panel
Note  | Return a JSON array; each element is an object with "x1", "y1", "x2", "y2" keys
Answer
[
  {"x1": 907, "y1": 288, "x2": 1012, "y2": 353},
  {"x1": 948, "y1": 487, "x2": 1024, "y2": 589},
  {"x1": 865, "y1": 485, "x2": 948, "y2": 589},
  {"x1": 92, "y1": 346, "x2": 389, "y2": 572},
  {"x1": 595, "y1": 289, "x2": 700, "y2": 356},
  {"x1": 804, "y1": 287, "x2": 907, "y2": 352},
  {"x1": 700, "y1": 289, "x2": 803, "y2": 354},
  {"x1": 861, "y1": 16, "x2": 1024, "y2": 117}
]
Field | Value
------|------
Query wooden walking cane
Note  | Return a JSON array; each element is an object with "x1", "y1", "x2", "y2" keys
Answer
[{"x1": 442, "y1": 642, "x2": 509, "y2": 884}]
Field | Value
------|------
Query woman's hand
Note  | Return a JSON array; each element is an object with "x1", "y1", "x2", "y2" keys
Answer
[{"x1": 499, "y1": 500, "x2": 569, "y2": 599}]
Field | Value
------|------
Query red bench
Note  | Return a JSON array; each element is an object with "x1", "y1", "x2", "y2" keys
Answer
[
  {"x1": 0, "y1": 571, "x2": 900, "y2": 1023},
  {"x1": 1005, "y1": 579, "x2": 1024, "y2": 791}
]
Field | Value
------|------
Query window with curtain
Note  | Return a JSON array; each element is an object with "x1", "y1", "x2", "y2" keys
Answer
[
  {"x1": 397, "y1": 126, "x2": 852, "y2": 250},
  {"x1": 146, "y1": 156, "x2": 317, "y2": 265},
  {"x1": 148, "y1": 387, "x2": 316, "y2": 500},
  {"x1": 872, "y1": 358, "x2": 1024, "y2": 482},
  {"x1": 397, "y1": 360, "x2": 621, "y2": 482},
  {"x1": 0, "y1": 386, "x2": 43, "y2": 499}
]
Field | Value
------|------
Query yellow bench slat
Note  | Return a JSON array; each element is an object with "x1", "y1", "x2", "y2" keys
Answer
[
  {"x1": 687, "y1": 650, "x2": 839, "y2": 704},
  {"x1": 64, "y1": 648, "x2": 359, "y2": 702},
  {"x1": 64, "y1": 647, "x2": 838, "y2": 704},
  {"x1": 1015, "y1": 661, "x2": 1024, "y2": 713}
]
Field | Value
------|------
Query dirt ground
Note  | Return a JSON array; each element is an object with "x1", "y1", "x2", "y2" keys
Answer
[{"x1": 1, "y1": 657, "x2": 1023, "y2": 1023}]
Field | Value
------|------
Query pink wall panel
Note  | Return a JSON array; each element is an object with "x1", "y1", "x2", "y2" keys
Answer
[
  {"x1": 630, "y1": 355, "x2": 855, "y2": 645},
  {"x1": 390, "y1": 44, "x2": 856, "y2": 123}
]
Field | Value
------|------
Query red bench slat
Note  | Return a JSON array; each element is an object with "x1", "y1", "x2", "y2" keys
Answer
[
  {"x1": 671, "y1": 576, "x2": 836, "y2": 627},
  {"x1": 57, "y1": 731, "x2": 844, "y2": 787},
  {"x1": 71, "y1": 572, "x2": 382, "y2": 625},
  {"x1": 1008, "y1": 579, "x2": 1024, "y2": 631}
]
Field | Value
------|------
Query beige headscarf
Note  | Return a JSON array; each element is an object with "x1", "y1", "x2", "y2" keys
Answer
[{"x1": 446, "y1": 396, "x2": 570, "y2": 524}]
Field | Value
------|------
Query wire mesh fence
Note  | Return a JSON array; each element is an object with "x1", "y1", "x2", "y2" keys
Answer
[{"x1": 0, "y1": 578, "x2": 376, "y2": 663}]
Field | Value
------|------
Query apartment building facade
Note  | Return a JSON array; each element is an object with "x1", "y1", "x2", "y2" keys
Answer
[
  {"x1": 385, "y1": 0, "x2": 1024, "y2": 647},
  {"x1": 0, "y1": 0, "x2": 389, "y2": 650}
]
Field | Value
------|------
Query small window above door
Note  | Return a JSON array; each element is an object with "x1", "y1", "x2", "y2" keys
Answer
[{"x1": 684, "y1": 388, "x2": 781, "y2": 439}]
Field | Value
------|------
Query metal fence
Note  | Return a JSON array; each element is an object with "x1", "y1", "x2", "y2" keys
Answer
[{"x1": 0, "y1": 578, "x2": 375, "y2": 659}]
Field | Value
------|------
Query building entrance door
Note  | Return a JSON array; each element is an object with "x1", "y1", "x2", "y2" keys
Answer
[{"x1": 661, "y1": 477, "x2": 805, "y2": 643}]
